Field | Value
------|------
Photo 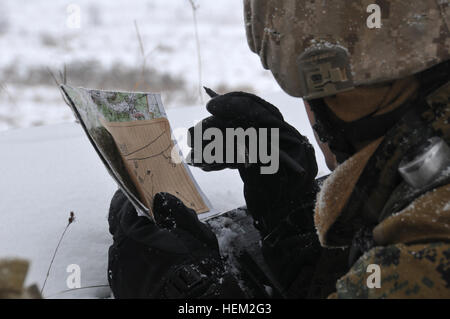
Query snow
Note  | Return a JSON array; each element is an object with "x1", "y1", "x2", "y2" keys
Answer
[
  {"x1": 0, "y1": 0, "x2": 329, "y2": 298},
  {"x1": 0, "y1": 91, "x2": 327, "y2": 298},
  {"x1": 0, "y1": 0, "x2": 280, "y2": 131},
  {"x1": 444, "y1": 202, "x2": 450, "y2": 212}
]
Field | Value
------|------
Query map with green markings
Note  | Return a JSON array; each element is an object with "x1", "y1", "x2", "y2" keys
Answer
[{"x1": 60, "y1": 85, "x2": 167, "y2": 217}]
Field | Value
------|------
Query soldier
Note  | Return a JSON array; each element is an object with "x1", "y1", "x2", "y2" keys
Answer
[{"x1": 107, "y1": 0, "x2": 449, "y2": 298}]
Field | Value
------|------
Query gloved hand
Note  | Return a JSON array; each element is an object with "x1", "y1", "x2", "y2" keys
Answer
[
  {"x1": 107, "y1": 190, "x2": 245, "y2": 299},
  {"x1": 187, "y1": 90, "x2": 318, "y2": 236}
]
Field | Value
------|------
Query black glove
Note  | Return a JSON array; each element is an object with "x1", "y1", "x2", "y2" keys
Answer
[
  {"x1": 107, "y1": 190, "x2": 245, "y2": 299},
  {"x1": 187, "y1": 90, "x2": 318, "y2": 236}
]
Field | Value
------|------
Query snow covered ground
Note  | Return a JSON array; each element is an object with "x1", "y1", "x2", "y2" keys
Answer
[
  {"x1": 0, "y1": 0, "x2": 329, "y2": 299},
  {"x1": 0, "y1": 91, "x2": 328, "y2": 299},
  {"x1": 0, "y1": 0, "x2": 280, "y2": 131}
]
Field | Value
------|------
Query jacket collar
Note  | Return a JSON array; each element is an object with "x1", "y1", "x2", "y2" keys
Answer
[{"x1": 314, "y1": 81, "x2": 450, "y2": 247}]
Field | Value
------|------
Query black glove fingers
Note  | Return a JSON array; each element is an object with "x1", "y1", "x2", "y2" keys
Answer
[
  {"x1": 108, "y1": 189, "x2": 129, "y2": 235},
  {"x1": 152, "y1": 192, "x2": 178, "y2": 229},
  {"x1": 187, "y1": 116, "x2": 241, "y2": 171},
  {"x1": 115, "y1": 198, "x2": 191, "y2": 254},
  {"x1": 206, "y1": 92, "x2": 284, "y2": 121},
  {"x1": 154, "y1": 191, "x2": 209, "y2": 234},
  {"x1": 154, "y1": 192, "x2": 219, "y2": 250},
  {"x1": 187, "y1": 116, "x2": 227, "y2": 148},
  {"x1": 186, "y1": 153, "x2": 233, "y2": 171},
  {"x1": 153, "y1": 192, "x2": 200, "y2": 230},
  {"x1": 206, "y1": 93, "x2": 263, "y2": 120},
  {"x1": 152, "y1": 192, "x2": 212, "y2": 253}
]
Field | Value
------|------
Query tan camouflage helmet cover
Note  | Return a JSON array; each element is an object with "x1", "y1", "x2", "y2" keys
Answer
[{"x1": 244, "y1": 0, "x2": 450, "y2": 99}]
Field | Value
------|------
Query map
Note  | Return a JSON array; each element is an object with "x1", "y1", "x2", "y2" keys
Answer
[{"x1": 61, "y1": 85, "x2": 210, "y2": 218}]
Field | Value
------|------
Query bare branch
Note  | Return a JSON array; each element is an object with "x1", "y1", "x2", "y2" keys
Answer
[
  {"x1": 188, "y1": 0, "x2": 204, "y2": 104},
  {"x1": 134, "y1": 20, "x2": 145, "y2": 58},
  {"x1": 133, "y1": 20, "x2": 157, "y2": 92},
  {"x1": 40, "y1": 211, "x2": 76, "y2": 296}
]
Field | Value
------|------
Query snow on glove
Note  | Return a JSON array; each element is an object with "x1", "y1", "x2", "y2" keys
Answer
[
  {"x1": 187, "y1": 90, "x2": 318, "y2": 236},
  {"x1": 107, "y1": 190, "x2": 244, "y2": 298}
]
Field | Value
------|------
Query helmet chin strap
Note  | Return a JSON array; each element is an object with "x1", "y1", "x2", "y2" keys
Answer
[{"x1": 309, "y1": 97, "x2": 415, "y2": 163}]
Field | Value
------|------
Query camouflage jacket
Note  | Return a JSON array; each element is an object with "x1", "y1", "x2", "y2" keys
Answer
[{"x1": 315, "y1": 80, "x2": 450, "y2": 298}]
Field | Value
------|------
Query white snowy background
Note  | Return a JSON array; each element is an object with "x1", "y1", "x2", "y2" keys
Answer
[{"x1": 0, "y1": 0, "x2": 328, "y2": 298}]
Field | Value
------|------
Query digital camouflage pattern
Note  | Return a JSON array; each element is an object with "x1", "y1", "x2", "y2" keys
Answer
[
  {"x1": 333, "y1": 242, "x2": 450, "y2": 299},
  {"x1": 316, "y1": 73, "x2": 450, "y2": 247},
  {"x1": 243, "y1": 0, "x2": 450, "y2": 299},
  {"x1": 314, "y1": 69, "x2": 450, "y2": 298},
  {"x1": 244, "y1": 0, "x2": 450, "y2": 98}
]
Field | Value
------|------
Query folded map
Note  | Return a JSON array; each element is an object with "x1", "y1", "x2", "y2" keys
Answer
[{"x1": 60, "y1": 85, "x2": 212, "y2": 219}]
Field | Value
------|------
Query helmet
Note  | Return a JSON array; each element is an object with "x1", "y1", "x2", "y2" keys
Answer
[{"x1": 244, "y1": 0, "x2": 449, "y2": 99}]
